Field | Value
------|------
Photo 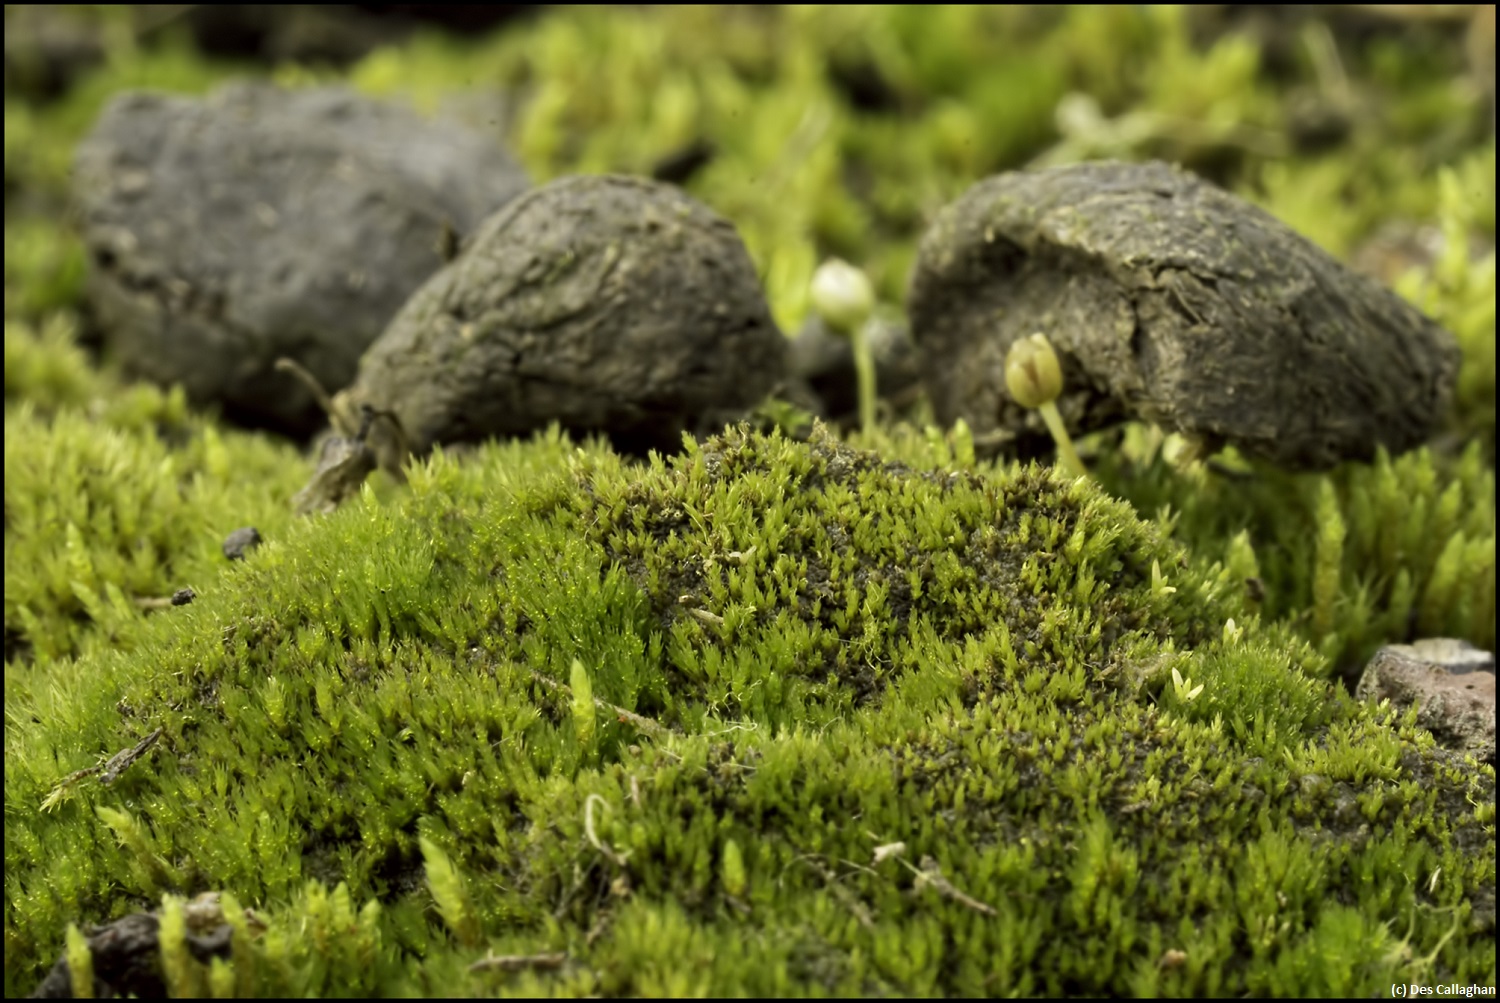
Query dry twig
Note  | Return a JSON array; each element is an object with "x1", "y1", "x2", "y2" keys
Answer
[
  {"x1": 468, "y1": 951, "x2": 568, "y2": 974},
  {"x1": 583, "y1": 794, "x2": 630, "y2": 867},
  {"x1": 802, "y1": 856, "x2": 876, "y2": 932},
  {"x1": 530, "y1": 670, "x2": 670, "y2": 738},
  {"x1": 906, "y1": 855, "x2": 998, "y2": 917}
]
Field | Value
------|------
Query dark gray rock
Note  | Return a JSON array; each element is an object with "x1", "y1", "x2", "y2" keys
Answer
[
  {"x1": 73, "y1": 81, "x2": 529, "y2": 435},
  {"x1": 341, "y1": 174, "x2": 787, "y2": 457},
  {"x1": 290, "y1": 412, "x2": 393, "y2": 516},
  {"x1": 30, "y1": 894, "x2": 234, "y2": 998},
  {"x1": 1357, "y1": 638, "x2": 1495, "y2": 763},
  {"x1": 906, "y1": 160, "x2": 1461, "y2": 470}
]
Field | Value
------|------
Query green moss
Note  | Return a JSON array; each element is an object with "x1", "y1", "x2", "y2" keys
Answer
[
  {"x1": 4, "y1": 320, "x2": 310, "y2": 665},
  {"x1": 5, "y1": 4, "x2": 1496, "y2": 997},
  {"x1": 1092, "y1": 433, "x2": 1495, "y2": 678},
  {"x1": 4, "y1": 423, "x2": 1495, "y2": 996}
]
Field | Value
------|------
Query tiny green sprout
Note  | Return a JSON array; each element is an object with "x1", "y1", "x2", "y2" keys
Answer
[
  {"x1": 570, "y1": 658, "x2": 597, "y2": 752},
  {"x1": 721, "y1": 838, "x2": 748, "y2": 899},
  {"x1": 1223, "y1": 617, "x2": 1242, "y2": 645},
  {"x1": 419, "y1": 836, "x2": 481, "y2": 948},
  {"x1": 1004, "y1": 333, "x2": 1087, "y2": 478},
  {"x1": 65, "y1": 924, "x2": 93, "y2": 999},
  {"x1": 810, "y1": 257, "x2": 878, "y2": 432},
  {"x1": 159, "y1": 894, "x2": 200, "y2": 997},
  {"x1": 1150, "y1": 558, "x2": 1177, "y2": 597},
  {"x1": 1171, "y1": 666, "x2": 1205, "y2": 703}
]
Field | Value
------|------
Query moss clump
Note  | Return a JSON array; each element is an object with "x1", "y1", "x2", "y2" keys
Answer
[
  {"x1": 566, "y1": 424, "x2": 1228, "y2": 733},
  {"x1": 1092, "y1": 436, "x2": 1495, "y2": 687},
  {"x1": 5, "y1": 423, "x2": 1494, "y2": 996},
  {"x1": 3, "y1": 319, "x2": 314, "y2": 665}
]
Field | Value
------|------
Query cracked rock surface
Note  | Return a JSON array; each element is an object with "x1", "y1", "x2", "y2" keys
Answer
[
  {"x1": 907, "y1": 160, "x2": 1461, "y2": 469},
  {"x1": 73, "y1": 81, "x2": 529, "y2": 436}
]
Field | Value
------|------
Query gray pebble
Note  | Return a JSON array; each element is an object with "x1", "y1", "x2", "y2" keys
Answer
[
  {"x1": 1357, "y1": 638, "x2": 1495, "y2": 763},
  {"x1": 221, "y1": 526, "x2": 262, "y2": 561}
]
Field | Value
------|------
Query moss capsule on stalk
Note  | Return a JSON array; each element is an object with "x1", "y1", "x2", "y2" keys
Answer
[
  {"x1": 810, "y1": 257, "x2": 878, "y2": 432},
  {"x1": 1005, "y1": 332, "x2": 1087, "y2": 479}
]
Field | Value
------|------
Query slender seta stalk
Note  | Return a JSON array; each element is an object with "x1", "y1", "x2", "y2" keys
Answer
[
  {"x1": 849, "y1": 319, "x2": 877, "y2": 433},
  {"x1": 1036, "y1": 397, "x2": 1087, "y2": 479}
]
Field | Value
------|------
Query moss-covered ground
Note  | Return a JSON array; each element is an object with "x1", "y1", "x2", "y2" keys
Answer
[{"x1": 4, "y1": 5, "x2": 1496, "y2": 997}]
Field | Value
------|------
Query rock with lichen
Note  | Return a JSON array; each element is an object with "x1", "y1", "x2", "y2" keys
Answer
[
  {"x1": 907, "y1": 160, "x2": 1462, "y2": 469},
  {"x1": 73, "y1": 81, "x2": 529, "y2": 436}
]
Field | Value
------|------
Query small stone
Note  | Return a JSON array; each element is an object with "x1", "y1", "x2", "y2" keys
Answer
[
  {"x1": 73, "y1": 82, "x2": 529, "y2": 436},
  {"x1": 221, "y1": 527, "x2": 262, "y2": 561},
  {"x1": 1357, "y1": 638, "x2": 1496, "y2": 763},
  {"x1": 342, "y1": 175, "x2": 787, "y2": 457},
  {"x1": 907, "y1": 160, "x2": 1461, "y2": 470},
  {"x1": 29, "y1": 913, "x2": 162, "y2": 999}
]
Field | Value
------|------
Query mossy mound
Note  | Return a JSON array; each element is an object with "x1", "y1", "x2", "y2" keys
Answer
[
  {"x1": 5, "y1": 424, "x2": 1493, "y2": 996},
  {"x1": 570, "y1": 425, "x2": 1228, "y2": 729}
]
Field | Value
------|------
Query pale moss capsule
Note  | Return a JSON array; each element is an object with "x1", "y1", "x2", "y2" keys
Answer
[
  {"x1": 810, "y1": 257, "x2": 879, "y2": 431},
  {"x1": 1005, "y1": 332, "x2": 1086, "y2": 479},
  {"x1": 809, "y1": 257, "x2": 875, "y2": 335},
  {"x1": 1004, "y1": 332, "x2": 1064, "y2": 409}
]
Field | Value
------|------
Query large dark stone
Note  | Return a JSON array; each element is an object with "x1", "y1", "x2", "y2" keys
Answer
[
  {"x1": 342, "y1": 175, "x2": 787, "y2": 457},
  {"x1": 30, "y1": 892, "x2": 238, "y2": 999},
  {"x1": 73, "y1": 82, "x2": 529, "y2": 435},
  {"x1": 907, "y1": 160, "x2": 1461, "y2": 469}
]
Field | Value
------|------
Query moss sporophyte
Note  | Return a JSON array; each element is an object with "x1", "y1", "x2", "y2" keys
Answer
[
  {"x1": 810, "y1": 257, "x2": 878, "y2": 433},
  {"x1": 1005, "y1": 332, "x2": 1088, "y2": 479}
]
